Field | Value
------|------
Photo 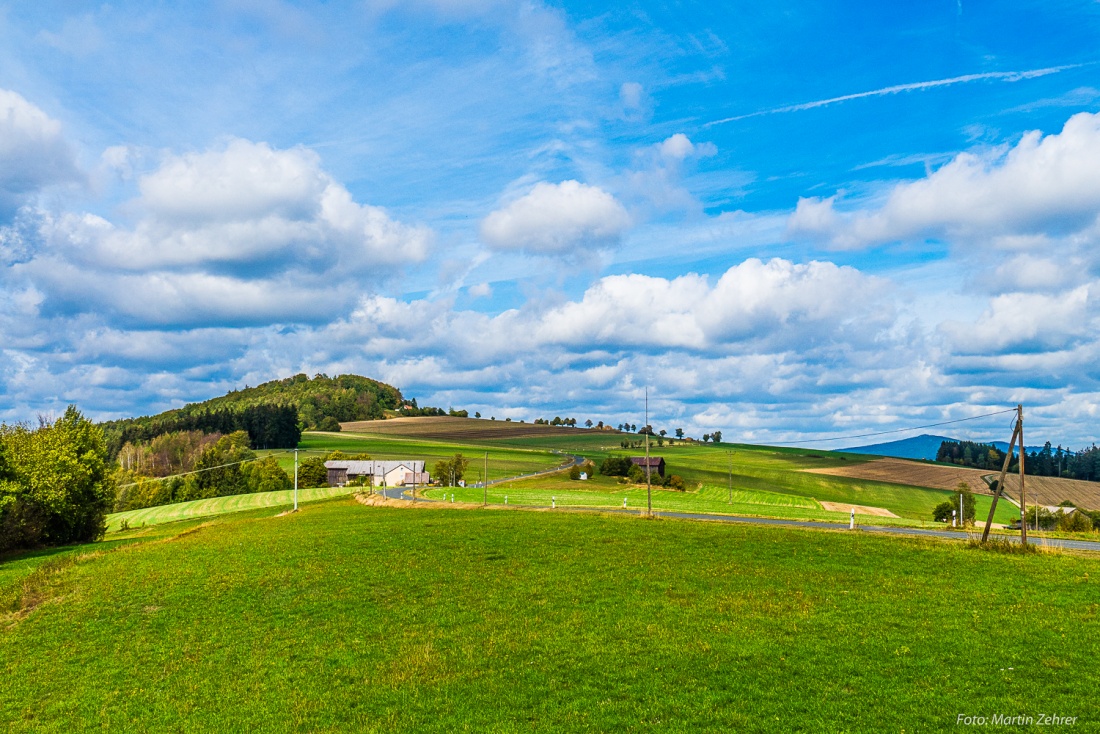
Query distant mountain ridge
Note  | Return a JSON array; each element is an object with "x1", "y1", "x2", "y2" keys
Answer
[
  {"x1": 838, "y1": 434, "x2": 957, "y2": 461},
  {"x1": 840, "y1": 433, "x2": 1049, "y2": 461}
]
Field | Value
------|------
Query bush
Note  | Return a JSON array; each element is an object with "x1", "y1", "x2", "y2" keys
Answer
[
  {"x1": 668, "y1": 474, "x2": 685, "y2": 491},
  {"x1": 599, "y1": 457, "x2": 632, "y2": 477},
  {"x1": 932, "y1": 501, "x2": 956, "y2": 523},
  {"x1": 569, "y1": 465, "x2": 581, "y2": 480},
  {"x1": 297, "y1": 457, "x2": 329, "y2": 488},
  {"x1": 1057, "y1": 511, "x2": 1094, "y2": 533},
  {"x1": 317, "y1": 416, "x2": 342, "y2": 432},
  {"x1": 627, "y1": 465, "x2": 646, "y2": 483},
  {"x1": 0, "y1": 407, "x2": 115, "y2": 552}
]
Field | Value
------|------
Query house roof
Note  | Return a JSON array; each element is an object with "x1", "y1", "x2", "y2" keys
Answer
[
  {"x1": 629, "y1": 457, "x2": 665, "y2": 467},
  {"x1": 325, "y1": 460, "x2": 426, "y2": 474}
]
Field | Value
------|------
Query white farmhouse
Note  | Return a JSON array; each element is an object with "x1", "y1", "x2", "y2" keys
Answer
[{"x1": 325, "y1": 460, "x2": 429, "y2": 487}]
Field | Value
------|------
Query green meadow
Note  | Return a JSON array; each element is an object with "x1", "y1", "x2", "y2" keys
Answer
[{"x1": 2, "y1": 499, "x2": 1097, "y2": 732}]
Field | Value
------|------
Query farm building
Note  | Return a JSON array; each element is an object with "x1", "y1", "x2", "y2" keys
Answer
[
  {"x1": 629, "y1": 457, "x2": 666, "y2": 478},
  {"x1": 324, "y1": 460, "x2": 428, "y2": 487}
]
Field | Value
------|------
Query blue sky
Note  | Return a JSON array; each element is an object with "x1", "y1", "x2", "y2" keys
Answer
[{"x1": 2, "y1": 1, "x2": 1100, "y2": 447}]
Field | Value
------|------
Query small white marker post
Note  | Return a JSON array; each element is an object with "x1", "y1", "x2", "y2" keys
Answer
[
  {"x1": 552, "y1": 497, "x2": 556, "y2": 509},
  {"x1": 623, "y1": 498, "x2": 627, "y2": 508},
  {"x1": 293, "y1": 449, "x2": 299, "y2": 511},
  {"x1": 450, "y1": 493, "x2": 454, "y2": 503},
  {"x1": 849, "y1": 507, "x2": 855, "y2": 530},
  {"x1": 505, "y1": 495, "x2": 508, "y2": 505},
  {"x1": 952, "y1": 509, "x2": 957, "y2": 528}
]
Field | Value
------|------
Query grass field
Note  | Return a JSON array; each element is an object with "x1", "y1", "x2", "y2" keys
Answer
[
  {"x1": 421, "y1": 472, "x2": 1020, "y2": 527},
  {"x1": 104, "y1": 485, "x2": 358, "y2": 532},
  {"x1": 2, "y1": 499, "x2": 1098, "y2": 731},
  {"x1": 285, "y1": 420, "x2": 1023, "y2": 526}
]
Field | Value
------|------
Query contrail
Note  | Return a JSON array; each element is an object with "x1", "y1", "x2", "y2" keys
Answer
[{"x1": 704, "y1": 64, "x2": 1085, "y2": 127}]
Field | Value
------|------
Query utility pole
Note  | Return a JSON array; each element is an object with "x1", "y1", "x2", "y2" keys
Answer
[
  {"x1": 293, "y1": 449, "x2": 299, "y2": 511},
  {"x1": 727, "y1": 450, "x2": 733, "y2": 504},
  {"x1": 645, "y1": 387, "x2": 651, "y2": 517},
  {"x1": 1019, "y1": 405, "x2": 1027, "y2": 545},
  {"x1": 982, "y1": 405, "x2": 1026, "y2": 545},
  {"x1": 484, "y1": 452, "x2": 488, "y2": 506}
]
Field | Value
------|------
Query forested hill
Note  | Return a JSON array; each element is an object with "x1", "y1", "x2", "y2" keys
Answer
[{"x1": 99, "y1": 373, "x2": 427, "y2": 455}]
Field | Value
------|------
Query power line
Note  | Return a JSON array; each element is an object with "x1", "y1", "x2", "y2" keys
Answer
[
  {"x1": 767, "y1": 408, "x2": 1018, "y2": 447},
  {"x1": 116, "y1": 450, "x2": 293, "y2": 488}
]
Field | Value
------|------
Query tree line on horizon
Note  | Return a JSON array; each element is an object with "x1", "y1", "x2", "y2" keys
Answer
[{"x1": 936, "y1": 439, "x2": 1100, "y2": 482}]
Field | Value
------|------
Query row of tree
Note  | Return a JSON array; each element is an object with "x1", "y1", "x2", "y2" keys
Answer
[
  {"x1": 937, "y1": 440, "x2": 1100, "y2": 482},
  {"x1": 112, "y1": 431, "x2": 292, "y2": 513},
  {"x1": 102, "y1": 403, "x2": 301, "y2": 457}
]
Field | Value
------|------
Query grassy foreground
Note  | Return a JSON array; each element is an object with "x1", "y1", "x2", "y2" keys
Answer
[{"x1": 3, "y1": 498, "x2": 1098, "y2": 731}]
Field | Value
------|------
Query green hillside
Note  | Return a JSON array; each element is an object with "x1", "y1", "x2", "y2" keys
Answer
[{"x1": 3, "y1": 499, "x2": 1098, "y2": 731}]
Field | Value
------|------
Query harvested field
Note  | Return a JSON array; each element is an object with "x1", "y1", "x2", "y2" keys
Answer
[
  {"x1": 806, "y1": 457, "x2": 1100, "y2": 510},
  {"x1": 339, "y1": 416, "x2": 597, "y2": 441},
  {"x1": 997, "y1": 474, "x2": 1100, "y2": 510},
  {"x1": 804, "y1": 458, "x2": 994, "y2": 493},
  {"x1": 818, "y1": 501, "x2": 898, "y2": 518}
]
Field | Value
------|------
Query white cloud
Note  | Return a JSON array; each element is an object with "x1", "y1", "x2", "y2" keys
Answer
[
  {"x1": 468, "y1": 282, "x2": 492, "y2": 298},
  {"x1": 789, "y1": 112, "x2": 1100, "y2": 249},
  {"x1": 4, "y1": 138, "x2": 433, "y2": 328},
  {"x1": 536, "y1": 258, "x2": 892, "y2": 351},
  {"x1": 480, "y1": 180, "x2": 631, "y2": 255},
  {"x1": 658, "y1": 133, "x2": 716, "y2": 162},
  {"x1": 940, "y1": 287, "x2": 1092, "y2": 355},
  {"x1": 68, "y1": 139, "x2": 432, "y2": 271},
  {"x1": 0, "y1": 89, "x2": 81, "y2": 218}
]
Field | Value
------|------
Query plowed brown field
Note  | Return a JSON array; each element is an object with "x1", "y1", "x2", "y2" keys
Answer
[
  {"x1": 340, "y1": 416, "x2": 597, "y2": 441},
  {"x1": 805, "y1": 457, "x2": 1100, "y2": 509}
]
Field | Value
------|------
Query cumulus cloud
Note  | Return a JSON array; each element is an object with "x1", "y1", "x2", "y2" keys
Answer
[
  {"x1": 788, "y1": 111, "x2": 1100, "y2": 249},
  {"x1": 536, "y1": 258, "x2": 892, "y2": 351},
  {"x1": 480, "y1": 180, "x2": 630, "y2": 255},
  {"x1": 7, "y1": 138, "x2": 432, "y2": 327},
  {"x1": 62, "y1": 139, "x2": 431, "y2": 272},
  {"x1": 940, "y1": 287, "x2": 1092, "y2": 355},
  {"x1": 0, "y1": 89, "x2": 81, "y2": 218}
]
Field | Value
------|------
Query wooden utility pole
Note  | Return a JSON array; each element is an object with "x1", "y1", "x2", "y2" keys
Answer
[
  {"x1": 1018, "y1": 406, "x2": 1027, "y2": 546},
  {"x1": 484, "y1": 451, "x2": 488, "y2": 506},
  {"x1": 981, "y1": 405, "x2": 1026, "y2": 545}
]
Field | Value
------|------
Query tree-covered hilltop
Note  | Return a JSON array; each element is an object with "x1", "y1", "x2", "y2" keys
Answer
[{"x1": 99, "y1": 373, "x2": 442, "y2": 456}]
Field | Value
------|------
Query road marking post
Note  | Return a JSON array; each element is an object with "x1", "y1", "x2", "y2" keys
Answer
[
  {"x1": 952, "y1": 509, "x2": 957, "y2": 528},
  {"x1": 552, "y1": 497, "x2": 556, "y2": 509},
  {"x1": 504, "y1": 495, "x2": 508, "y2": 505},
  {"x1": 849, "y1": 508, "x2": 855, "y2": 530},
  {"x1": 623, "y1": 497, "x2": 627, "y2": 508}
]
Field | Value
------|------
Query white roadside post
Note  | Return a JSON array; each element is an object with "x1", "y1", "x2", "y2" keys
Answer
[
  {"x1": 293, "y1": 449, "x2": 299, "y2": 511},
  {"x1": 952, "y1": 509, "x2": 957, "y2": 528},
  {"x1": 552, "y1": 496, "x2": 556, "y2": 509},
  {"x1": 849, "y1": 507, "x2": 855, "y2": 530},
  {"x1": 959, "y1": 493, "x2": 964, "y2": 527},
  {"x1": 623, "y1": 498, "x2": 627, "y2": 509}
]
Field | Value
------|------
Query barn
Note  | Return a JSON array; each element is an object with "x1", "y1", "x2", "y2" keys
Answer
[{"x1": 629, "y1": 457, "x2": 666, "y2": 478}]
